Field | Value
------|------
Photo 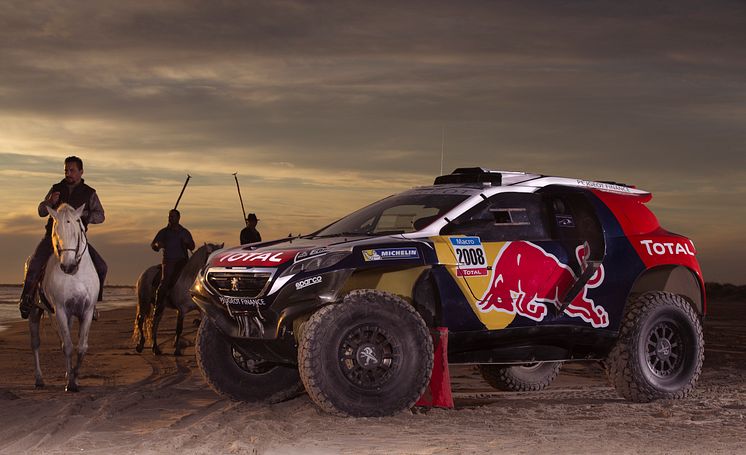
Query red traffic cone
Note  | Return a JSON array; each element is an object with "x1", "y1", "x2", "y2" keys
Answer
[{"x1": 416, "y1": 327, "x2": 454, "y2": 408}]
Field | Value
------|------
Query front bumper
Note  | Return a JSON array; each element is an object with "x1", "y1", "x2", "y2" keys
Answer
[{"x1": 190, "y1": 267, "x2": 354, "y2": 341}]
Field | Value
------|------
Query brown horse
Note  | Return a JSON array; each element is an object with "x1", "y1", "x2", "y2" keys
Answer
[{"x1": 133, "y1": 243, "x2": 223, "y2": 355}]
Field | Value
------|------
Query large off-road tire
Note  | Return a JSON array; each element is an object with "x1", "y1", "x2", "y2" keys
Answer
[
  {"x1": 479, "y1": 362, "x2": 562, "y2": 392},
  {"x1": 195, "y1": 317, "x2": 303, "y2": 403},
  {"x1": 606, "y1": 291, "x2": 704, "y2": 402},
  {"x1": 298, "y1": 290, "x2": 434, "y2": 417}
]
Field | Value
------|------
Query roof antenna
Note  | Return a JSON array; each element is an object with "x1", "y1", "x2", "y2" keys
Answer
[{"x1": 440, "y1": 126, "x2": 446, "y2": 175}]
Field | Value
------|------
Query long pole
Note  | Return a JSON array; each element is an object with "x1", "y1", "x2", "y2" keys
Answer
[
  {"x1": 174, "y1": 174, "x2": 191, "y2": 210},
  {"x1": 233, "y1": 172, "x2": 248, "y2": 227},
  {"x1": 440, "y1": 127, "x2": 445, "y2": 176}
]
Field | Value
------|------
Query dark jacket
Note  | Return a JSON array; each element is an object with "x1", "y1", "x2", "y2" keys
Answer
[
  {"x1": 152, "y1": 225, "x2": 195, "y2": 262},
  {"x1": 240, "y1": 226, "x2": 262, "y2": 245},
  {"x1": 40, "y1": 178, "x2": 104, "y2": 235}
]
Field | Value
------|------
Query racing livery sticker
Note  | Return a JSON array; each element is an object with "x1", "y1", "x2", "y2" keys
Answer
[
  {"x1": 639, "y1": 239, "x2": 695, "y2": 257},
  {"x1": 478, "y1": 243, "x2": 608, "y2": 328},
  {"x1": 449, "y1": 236, "x2": 488, "y2": 277},
  {"x1": 362, "y1": 247, "x2": 419, "y2": 261},
  {"x1": 433, "y1": 237, "x2": 609, "y2": 329},
  {"x1": 295, "y1": 275, "x2": 322, "y2": 290},
  {"x1": 211, "y1": 250, "x2": 299, "y2": 267},
  {"x1": 218, "y1": 296, "x2": 266, "y2": 307},
  {"x1": 295, "y1": 247, "x2": 328, "y2": 262},
  {"x1": 589, "y1": 189, "x2": 703, "y2": 284}
]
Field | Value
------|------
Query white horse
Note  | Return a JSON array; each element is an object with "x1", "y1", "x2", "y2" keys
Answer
[{"x1": 28, "y1": 203, "x2": 99, "y2": 392}]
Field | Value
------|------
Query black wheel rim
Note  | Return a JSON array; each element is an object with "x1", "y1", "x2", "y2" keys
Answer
[
  {"x1": 231, "y1": 347, "x2": 275, "y2": 375},
  {"x1": 645, "y1": 321, "x2": 684, "y2": 377},
  {"x1": 338, "y1": 324, "x2": 400, "y2": 390}
]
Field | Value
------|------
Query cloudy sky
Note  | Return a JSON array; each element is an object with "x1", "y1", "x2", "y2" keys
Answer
[{"x1": 1, "y1": 0, "x2": 744, "y2": 285}]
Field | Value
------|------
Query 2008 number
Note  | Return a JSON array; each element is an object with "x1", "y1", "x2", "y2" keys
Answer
[{"x1": 456, "y1": 248, "x2": 486, "y2": 266}]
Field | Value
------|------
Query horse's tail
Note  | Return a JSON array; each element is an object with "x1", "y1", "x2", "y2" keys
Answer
[{"x1": 132, "y1": 265, "x2": 160, "y2": 345}]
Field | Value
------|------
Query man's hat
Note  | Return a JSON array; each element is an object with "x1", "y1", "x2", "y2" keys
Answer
[{"x1": 247, "y1": 213, "x2": 258, "y2": 222}]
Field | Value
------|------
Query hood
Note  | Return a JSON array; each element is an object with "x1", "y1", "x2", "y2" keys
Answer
[{"x1": 208, "y1": 234, "x2": 422, "y2": 268}]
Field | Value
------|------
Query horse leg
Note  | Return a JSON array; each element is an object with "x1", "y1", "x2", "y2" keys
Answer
[
  {"x1": 174, "y1": 308, "x2": 184, "y2": 356},
  {"x1": 151, "y1": 302, "x2": 165, "y2": 356},
  {"x1": 135, "y1": 301, "x2": 147, "y2": 353},
  {"x1": 55, "y1": 311, "x2": 77, "y2": 392},
  {"x1": 29, "y1": 305, "x2": 45, "y2": 388},
  {"x1": 72, "y1": 309, "x2": 94, "y2": 392}
]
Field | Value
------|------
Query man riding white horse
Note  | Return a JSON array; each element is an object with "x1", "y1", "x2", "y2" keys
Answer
[{"x1": 18, "y1": 155, "x2": 108, "y2": 319}]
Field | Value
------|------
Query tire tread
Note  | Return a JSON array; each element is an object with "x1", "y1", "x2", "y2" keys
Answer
[
  {"x1": 298, "y1": 289, "x2": 433, "y2": 417},
  {"x1": 605, "y1": 291, "x2": 704, "y2": 402}
]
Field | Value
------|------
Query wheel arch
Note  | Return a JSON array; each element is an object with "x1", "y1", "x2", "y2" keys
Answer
[
  {"x1": 338, "y1": 265, "x2": 438, "y2": 327},
  {"x1": 628, "y1": 265, "x2": 705, "y2": 315},
  {"x1": 412, "y1": 267, "x2": 441, "y2": 328}
]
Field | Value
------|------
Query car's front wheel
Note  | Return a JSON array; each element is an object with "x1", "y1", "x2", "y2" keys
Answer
[
  {"x1": 195, "y1": 317, "x2": 304, "y2": 403},
  {"x1": 606, "y1": 291, "x2": 704, "y2": 402},
  {"x1": 298, "y1": 290, "x2": 433, "y2": 417}
]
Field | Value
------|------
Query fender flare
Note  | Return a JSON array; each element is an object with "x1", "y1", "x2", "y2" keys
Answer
[{"x1": 627, "y1": 265, "x2": 705, "y2": 315}]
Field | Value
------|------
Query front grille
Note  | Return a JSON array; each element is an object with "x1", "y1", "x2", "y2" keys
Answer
[{"x1": 207, "y1": 270, "x2": 272, "y2": 298}]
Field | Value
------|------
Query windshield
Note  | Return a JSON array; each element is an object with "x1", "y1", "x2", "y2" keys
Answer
[{"x1": 312, "y1": 192, "x2": 470, "y2": 237}]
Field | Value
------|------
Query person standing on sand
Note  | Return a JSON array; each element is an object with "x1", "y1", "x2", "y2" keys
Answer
[
  {"x1": 240, "y1": 213, "x2": 261, "y2": 245},
  {"x1": 18, "y1": 156, "x2": 108, "y2": 319}
]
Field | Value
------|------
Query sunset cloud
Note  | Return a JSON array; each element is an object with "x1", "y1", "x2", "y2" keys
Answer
[{"x1": 1, "y1": 1, "x2": 744, "y2": 284}]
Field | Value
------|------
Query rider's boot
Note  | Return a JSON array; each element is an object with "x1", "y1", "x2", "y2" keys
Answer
[
  {"x1": 20, "y1": 236, "x2": 54, "y2": 319},
  {"x1": 19, "y1": 264, "x2": 43, "y2": 319},
  {"x1": 18, "y1": 292, "x2": 35, "y2": 320}
]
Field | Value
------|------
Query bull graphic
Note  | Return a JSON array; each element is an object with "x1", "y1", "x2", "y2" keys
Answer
[{"x1": 478, "y1": 242, "x2": 609, "y2": 328}]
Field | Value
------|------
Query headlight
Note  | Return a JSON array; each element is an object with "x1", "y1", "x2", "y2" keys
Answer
[{"x1": 280, "y1": 251, "x2": 350, "y2": 278}]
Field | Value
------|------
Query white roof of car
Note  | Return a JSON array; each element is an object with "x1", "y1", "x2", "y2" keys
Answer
[{"x1": 413, "y1": 169, "x2": 650, "y2": 197}]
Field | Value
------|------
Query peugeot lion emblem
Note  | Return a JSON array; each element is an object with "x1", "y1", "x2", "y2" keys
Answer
[{"x1": 230, "y1": 277, "x2": 240, "y2": 292}]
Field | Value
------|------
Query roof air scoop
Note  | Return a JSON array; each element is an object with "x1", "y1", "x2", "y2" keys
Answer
[{"x1": 434, "y1": 168, "x2": 502, "y2": 185}]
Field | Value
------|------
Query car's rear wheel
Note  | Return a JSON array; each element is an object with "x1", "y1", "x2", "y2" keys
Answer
[
  {"x1": 479, "y1": 362, "x2": 562, "y2": 392},
  {"x1": 196, "y1": 317, "x2": 304, "y2": 403},
  {"x1": 606, "y1": 291, "x2": 704, "y2": 402},
  {"x1": 298, "y1": 290, "x2": 433, "y2": 417}
]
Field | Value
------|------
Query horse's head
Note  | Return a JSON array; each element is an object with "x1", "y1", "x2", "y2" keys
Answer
[
  {"x1": 48, "y1": 203, "x2": 87, "y2": 275},
  {"x1": 205, "y1": 242, "x2": 224, "y2": 255}
]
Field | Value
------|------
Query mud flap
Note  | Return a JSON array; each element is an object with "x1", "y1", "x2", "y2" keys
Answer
[{"x1": 416, "y1": 327, "x2": 454, "y2": 409}]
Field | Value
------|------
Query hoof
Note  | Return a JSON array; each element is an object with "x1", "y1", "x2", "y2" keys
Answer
[
  {"x1": 152, "y1": 346, "x2": 163, "y2": 356},
  {"x1": 35, "y1": 382, "x2": 45, "y2": 389},
  {"x1": 174, "y1": 349, "x2": 183, "y2": 357},
  {"x1": 135, "y1": 343, "x2": 144, "y2": 353},
  {"x1": 65, "y1": 384, "x2": 79, "y2": 393}
]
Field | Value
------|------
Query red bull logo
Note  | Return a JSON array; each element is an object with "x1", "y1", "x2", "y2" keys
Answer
[{"x1": 479, "y1": 242, "x2": 609, "y2": 328}]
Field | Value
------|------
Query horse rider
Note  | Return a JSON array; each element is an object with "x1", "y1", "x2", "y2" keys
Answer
[
  {"x1": 19, "y1": 156, "x2": 108, "y2": 319},
  {"x1": 151, "y1": 209, "x2": 195, "y2": 314},
  {"x1": 240, "y1": 212, "x2": 262, "y2": 244}
]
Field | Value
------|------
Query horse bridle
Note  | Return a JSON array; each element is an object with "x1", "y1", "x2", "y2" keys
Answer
[{"x1": 55, "y1": 218, "x2": 88, "y2": 270}]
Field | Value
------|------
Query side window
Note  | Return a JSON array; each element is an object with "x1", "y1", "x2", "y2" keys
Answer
[
  {"x1": 376, "y1": 205, "x2": 440, "y2": 233},
  {"x1": 441, "y1": 193, "x2": 550, "y2": 242},
  {"x1": 543, "y1": 190, "x2": 605, "y2": 261}
]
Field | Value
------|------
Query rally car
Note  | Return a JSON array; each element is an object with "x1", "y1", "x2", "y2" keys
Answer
[{"x1": 190, "y1": 168, "x2": 705, "y2": 417}]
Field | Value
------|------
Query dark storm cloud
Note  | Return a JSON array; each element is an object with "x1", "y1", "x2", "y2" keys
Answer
[{"x1": 2, "y1": 0, "x2": 745, "y2": 176}]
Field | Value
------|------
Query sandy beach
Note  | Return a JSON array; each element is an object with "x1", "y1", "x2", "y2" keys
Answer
[{"x1": 0, "y1": 287, "x2": 745, "y2": 454}]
